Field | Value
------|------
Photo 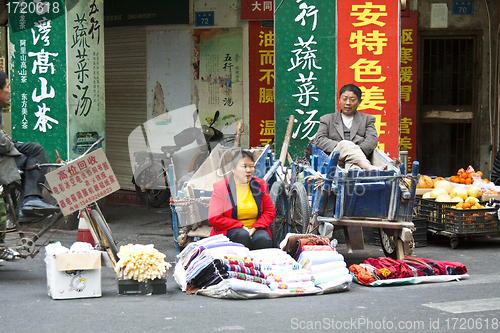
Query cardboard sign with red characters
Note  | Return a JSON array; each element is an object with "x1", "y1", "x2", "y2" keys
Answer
[{"x1": 45, "y1": 149, "x2": 120, "y2": 216}]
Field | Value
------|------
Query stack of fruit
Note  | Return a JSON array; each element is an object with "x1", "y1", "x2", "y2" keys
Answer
[
  {"x1": 453, "y1": 197, "x2": 485, "y2": 210},
  {"x1": 421, "y1": 179, "x2": 483, "y2": 205},
  {"x1": 449, "y1": 166, "x2": 489, "y2": 185}
]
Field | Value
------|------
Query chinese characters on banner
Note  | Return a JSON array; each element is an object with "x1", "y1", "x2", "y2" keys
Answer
[
  {"x1": 337, "y1": 0, "x2": 400, "y2": 158},
  {"x1": 400, "y1": 11, "x2": 417, "y2": 172},
  {"x1": 45, "y1": 149, "x2": 120, "y2": 216},
  {"x1": 195, "y1": 29, "x2": 243, "y2": 133},
  {"x1": 9, "y1": 0, "x2": 67, "y2": 162},
  {"x1": 241, "y1": 0, "x2": 274, "y2": 21},
  {"x1": 249, "y1": 22, "x2": 275, "y2": 147},
  {"x1": 275, "y1": 0, "x2": 337, "y2": 159},
  {"x1": 67, "y1": 0, "x2": 106, "y2": 159}
]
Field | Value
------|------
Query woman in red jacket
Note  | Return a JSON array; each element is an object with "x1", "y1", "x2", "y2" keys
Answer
[{"x1": 208, "y1": 150, "x2": 276, "y2": 250}]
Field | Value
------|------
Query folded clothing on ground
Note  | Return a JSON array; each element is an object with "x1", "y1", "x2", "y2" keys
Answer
[
  {"x1": 281, "y1": 234, "x2": 331, "y2": 259},
  {"x1": 307, "y1": 260, "x2": 346, "y2": 275},
  {"x1": 227, "y1": 271, "x2": 267, "y2": 284},
  {"x1": 311, "y1": 268, "x2": 350, "y2": 286},
  {"x1": 300, "y1": 252, "x2": 345, "y2": 269},
  {"x1": 349, "y1": 256, "x2": 468, "y2": 285},
  {"x1": 224, "y1": 264, "x2": 267, "y2": 278}
]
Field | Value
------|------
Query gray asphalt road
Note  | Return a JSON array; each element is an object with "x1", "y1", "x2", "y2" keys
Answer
[{"x1": 1, "y1": 203, "x2": 499, "y2": 333}]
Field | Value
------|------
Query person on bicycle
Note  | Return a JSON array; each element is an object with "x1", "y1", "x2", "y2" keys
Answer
[
  {"x1": 208, "y1": 150, "x2": 276, "y2": 250},
  {"x1": 0, "y1": 71, "x2": 59, "y2": 223}
]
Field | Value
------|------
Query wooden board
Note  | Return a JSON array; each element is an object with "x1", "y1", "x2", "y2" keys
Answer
[{"x1": 416, "y1": 188, "x2": 432, "y2": 195}]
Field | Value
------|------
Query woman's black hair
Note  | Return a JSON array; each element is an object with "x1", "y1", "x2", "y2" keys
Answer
[
  {"x1": 231, "y1": 149, "x2": 254, "y2": 169},
  {"x1": 339, "y1": 83, "x2": 362, "y2": 101},
  {"x1": 0, "y1": 71, "x2": 8, "y2": 90}
]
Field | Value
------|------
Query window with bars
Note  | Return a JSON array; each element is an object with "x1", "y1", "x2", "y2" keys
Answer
[
  {"x1": 421, "y1": 38, "x2": 475, "y2": 108},
  {"x1": 418, "y1": 37, "x2": 477, "y2": 176}
]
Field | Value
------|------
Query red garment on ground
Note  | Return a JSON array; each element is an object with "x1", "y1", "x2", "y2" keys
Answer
[
  {"x1": 409, "y1": 257, "x2": 467, "y2": 275},
  {"x1": 364, "y1": 257, "x2": 414, "y2": 280},
  {"x1": 349, "y1": 264, "x2": 376, "y2": 285}
]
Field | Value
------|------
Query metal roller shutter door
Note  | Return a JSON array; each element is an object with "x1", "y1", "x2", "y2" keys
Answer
[{"x1": 104, "y1": 26, "x2": 147, "y2": 191}]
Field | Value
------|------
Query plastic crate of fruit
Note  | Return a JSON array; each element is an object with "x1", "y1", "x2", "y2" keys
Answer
[
  {"x1": 444, "y1": 207, "x2": 499, "y2": 235},
  {"x1": 415, "y1": 197, "x2": 455, "y2": 231}
]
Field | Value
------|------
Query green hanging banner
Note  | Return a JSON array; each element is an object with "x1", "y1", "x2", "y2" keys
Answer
[
  {"x1": 8, "y1": 0, "x2": 65, "y2": 32},
  {"x1": 9, "y1": 0, "x2": 67, "y2": 162},
  {"x1": 274, "y1": 0, "x2": 337, "y2": 161}
]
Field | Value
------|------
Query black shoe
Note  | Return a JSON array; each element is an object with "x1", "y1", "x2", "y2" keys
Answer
[
  {"x1": 20, "y1": 198, "x2": 59, "y2": 215},
  {"x1": 17, "y1": 210, "x2": 45, "y2": 223}
]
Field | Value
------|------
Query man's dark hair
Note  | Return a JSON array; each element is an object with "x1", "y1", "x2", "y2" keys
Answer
[
  {"x1": 0, "y1": 71, "x2": 8, "y2": 90},
  {"x1": 339, "y1": 84, "x2": 362, "y2": 101},
  {"x1": 231, "y1": 149, "x2": 254, "y2": 169}
]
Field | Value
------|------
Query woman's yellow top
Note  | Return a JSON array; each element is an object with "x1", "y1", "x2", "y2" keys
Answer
[{"x1": 235, "y1": 180, "x2": 258, "y2": 229}]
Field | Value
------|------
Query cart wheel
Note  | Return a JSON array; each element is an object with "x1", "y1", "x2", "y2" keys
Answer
[
  {"x1": 288, "y1": 182, "x2": 310, "y2": 234},
  {"x1": 379, "y1": 228, "x2": 398, "y2": 259},
  {"x1": 269, "y1": 181, "x2": 288, "y2": 247},
  {"x1": 450, "y1": 237, "x2": 459, "y2": 249}
]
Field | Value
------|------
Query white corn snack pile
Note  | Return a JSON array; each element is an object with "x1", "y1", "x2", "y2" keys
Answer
[{"x1": 115, "y1": 244, "x2": 171, "y2": 282}]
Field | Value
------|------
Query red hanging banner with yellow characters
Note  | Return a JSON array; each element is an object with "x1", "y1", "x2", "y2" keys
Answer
[
  {"x1": 337, "y1": 0, "x2": 401, "y2": 158},
  {"x1": 249, "y1": 21, "x2": 275, "y2": 147},
  {"x1": 400, "y1": 11, "x2": 418, "y2": 171}
]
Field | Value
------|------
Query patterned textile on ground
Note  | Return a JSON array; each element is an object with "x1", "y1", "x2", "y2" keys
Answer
[
  {"x1": 224, "y1": 264, "x2": 267, "y2": 279},
  {"x1": 174, "y1": 234, "x2": 353, "y2": 299},
  {"x1": 349, "y1": 256, "x2": 468, "y2": 286}
]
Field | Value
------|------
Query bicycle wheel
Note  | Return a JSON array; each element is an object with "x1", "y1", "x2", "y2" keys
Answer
[
  {"x1": 379, "y1": 228, "x2": 398, "y2": 259},
  {"x1": 269, "y1": 181, "x2": 288, "y2": 247},
  {"x1": 189, "y1": 151, "x2": 208, "y2": 173},
  {"x1": 133, "y1": 162, "x2": 170, "y2": 207},
  {"x1": 288, "y1": 182, "x2": 310, "y2": 234},
  {"x1": 3, "y1": 182, "x2": 23, "y2": 231},
  {"x1": 90, "y1": 208, "x2": 120, "y2": 265}
]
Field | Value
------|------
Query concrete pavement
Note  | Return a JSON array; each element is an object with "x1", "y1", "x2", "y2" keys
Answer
[{"x1": 1, "y1": 202, "x2": 500, "y2": 333}]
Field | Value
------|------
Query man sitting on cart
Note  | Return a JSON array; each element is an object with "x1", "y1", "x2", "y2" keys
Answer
[
  {"x1": 208, "y1": 150, "x2": 276, "y2": 250},
  {"x1": 314, "y1": 83, "x2": 387, "y2": 171}
]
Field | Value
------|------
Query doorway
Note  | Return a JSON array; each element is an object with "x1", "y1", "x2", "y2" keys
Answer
[{"x1": 418, "y1": 34, "x2": 479, "y2": 176}]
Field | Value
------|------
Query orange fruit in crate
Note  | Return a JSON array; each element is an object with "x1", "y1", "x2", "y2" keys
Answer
[
  {"x1": 462, "y1": 202, "x2": 471, "y2": 209},
  {"x1": 466, "y1": 197, "x2": 479, "y2": 204}
]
